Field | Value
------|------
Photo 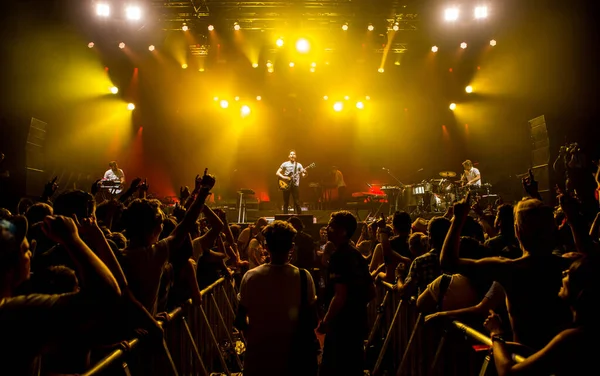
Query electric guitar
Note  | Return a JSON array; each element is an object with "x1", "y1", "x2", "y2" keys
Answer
[{"x1": 278, "y1": 162, "x2": 316, "y2": 191}]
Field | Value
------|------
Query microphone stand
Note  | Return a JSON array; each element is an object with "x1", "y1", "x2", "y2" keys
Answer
[{"x1": 384, "y1": 169, "x2": 405, "y2": 215}]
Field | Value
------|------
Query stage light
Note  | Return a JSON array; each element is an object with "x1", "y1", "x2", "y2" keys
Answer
[
  {"x1": 182, "y1": 64, "x2": 188, "y2": 69},
  {"x1": 392, "y1": 24, "x2": 399, "y2": 31},
  {"x1": 235, "y1": 96, "x2": 240, "y2": 101},
  {"x1": 367, "y1": 24, "x2": 374, "y2": 31},
  {"x1": 333, "y1": 102, "x2": 343, "y2": 111},
  {"x1": 276, "y1": 38, "x2": 284, "y2": 47},
  {"x1": 431, "y1": 46, "x2": 438, "y2": 52},
  {"x1": 256, "y1": 96, "x2": 262, "y2": 101},
  {"x1": 296, "y1": 39, "x2": 310, "y2": 53},
  {"x1": 356, "y1": 101, "x2": 364, "y2": 109},
  {"x1": 110, "y1": 86, "x2": 119, "y2": 94},
  {"x1": 378, "y1": 68, "x2": 384, "y2": 73},
  {"x1": 252, "y1": 63, "x2": 259, "y2": 68},
  {"x1": 445, "y1": 8, "x2": 459, "y2": 21},
  {"x1": 213, "y1": 97, "x2": 219, "y2": 101},
  {"x1": 323, "y1": 96, "x2": 329, "y2": 100},
  {"x1": 241, "y1": 105, "x2": 251, "y2": 116},
  {"x1": 88, "y1": 42, "x2": 95, "y2": 48},
  {"x1": 96, "y1": 3, "x2": 110, "y2": 17},
  {"x1": 208, "y1": 25, "x2": 214, "y2": 31},
  {"x1": 449, "y1": 103, "x2": 456, "y2": 110},
  {"x1": 125, "y1": 6, "x2": 141, "y2": 21},
  {"x1": 266, "y1": 61, "x2": 273, "y2": 68},
  {"x1": 465, "y1": 85, "x2": 473, "y2": 93},
  {"x1": 289, "y1": 62, "x2": 295, "y2": 67},
  {"x1": 267, "y1": 67, "x2": 274, "y2": 73},
  {"x1": 220, "y1": 100, "x2": 229, "y2": 109},
  {"x1": 148, "y1": 45, "x2": 155, "y2": 51},
  {"x1": 199, "y1": 68, "x2": 205, "y2": 72},
  {"x1": 365, "y1": 96, "x2": 371, "y2": 100},
  {"x1": 342, "y1": 23, "x2": 349, "y2": 31},
  {"x1": 233, "y1": 23, "x2": 240, "y2": 31},
  {"x1": 119, "y1": 42, "x2": 125, "y2": 49},
  {"x1": 490, "y1": 39, "x2": 497, "y2": 46},
  {"x1": 460, "y1": 42, "x2": 467, "y2": 49},
  {"x1": 182, "y1": 25, "x2": 189, "y2": 31},
  {"x1": 474, "y1": 6, "x2": 488, "y2": 19},
  {"x1": 309, "y1": 67, "x2": 316, "y2": 73},
  {"x1": 127, "y1": 103, "x2": 135, "y2": 111},
  {"x1": 344, "y1": 96, "x2": 350, "y2": 100}
]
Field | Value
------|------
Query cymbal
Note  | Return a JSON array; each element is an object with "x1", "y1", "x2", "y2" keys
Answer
[{"x1": 439, "y1": 171, "x2": 457, "y2": 178}]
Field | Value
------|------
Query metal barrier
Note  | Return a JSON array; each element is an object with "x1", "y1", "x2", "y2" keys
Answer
[
  {"x1": 366, "y1": 284, "x2": 527, "y2": 376},
  {"x1": 82, "y1": 277, "x2": 243, "y2": 376}
]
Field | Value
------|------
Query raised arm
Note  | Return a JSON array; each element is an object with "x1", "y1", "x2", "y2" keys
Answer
[{"x1": 198, "y1": 205, "x2": 225, "y2": 252}]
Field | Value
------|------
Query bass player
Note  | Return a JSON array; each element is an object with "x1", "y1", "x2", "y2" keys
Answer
[{"x1": 276, "y1": 150, "x2": 307, "y2": 214}]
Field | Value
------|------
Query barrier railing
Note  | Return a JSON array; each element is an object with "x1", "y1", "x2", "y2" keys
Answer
[
  {"x1": 82, "y1": 276, "x2": 243, "y2": 376},
  {"x1": 366, "y1": 284, "x2": 528, "y2": 376}
]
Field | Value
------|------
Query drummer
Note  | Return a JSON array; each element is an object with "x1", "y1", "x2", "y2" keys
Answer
[{"x1": 460, "y1": 160, "x2": 481, "y2": 187}]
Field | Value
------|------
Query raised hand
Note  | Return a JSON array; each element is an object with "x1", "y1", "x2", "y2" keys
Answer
[
  {"x1": 199, "y1": 168, "x2": 216, "y2": 190},
  {"x1": 180, "y1": 186, "x2": 191, "y2": 202},
  {"x1": 73, "y1": 214, "x2": 104, "y2": 241},
  {"x1": 129, "y1": 177, "x2": 142, "y2": 191},
  {"x1": 43, "y1": 176, "x2": 59, "y2": 198},
  {"x1": 522, "y1": 168, "x2": 539, "y2": 199},
  {"x1": 139, "y1": 179, "x2": 150, "y2": 192},
  {"x1": 453, "y1": 191, "x2": 471, "y2": 221},
  {"x1": 41, "y1": 215, "x2": 80, "y2": 245}
]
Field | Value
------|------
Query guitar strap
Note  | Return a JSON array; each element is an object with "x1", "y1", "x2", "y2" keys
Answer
[{"x1": 293, "y1": 162, "x2": 298, "y2": 187}]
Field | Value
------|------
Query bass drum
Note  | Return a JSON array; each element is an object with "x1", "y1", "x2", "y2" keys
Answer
[{"x1": 430, "y1": 193, "x2": 452, "y2": 213}]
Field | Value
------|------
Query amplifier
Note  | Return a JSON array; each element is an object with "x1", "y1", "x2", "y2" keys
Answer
[{"x1": 274, "y1": 214, "x2": 315, "y2": 228}]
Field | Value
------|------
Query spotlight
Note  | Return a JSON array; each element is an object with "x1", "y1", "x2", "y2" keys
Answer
[
  {"x1": 344, "y1": 96, "x2": 350, "y2": 100},
  {"x1": 256, "y1": 96, "x2": 262, "y2": 101},
  {"x1": 449, "y1": 103, "x2": 456, "y2": 111},
  {"x1": 148, "y1": 45, "x2": 155, "y2": 51},
  {"x1": 233, "y1": 23, "x2": 240, "y2": 31},
  {"x1": 474, "y1": 6, "x2": 488, "y2": 19},
  {"x1": 460, "y1": 42, "x2": 467, "y2": 49},
  {"x1": 213, "y1": 97, "x2": 219, "y2": 101},
  {"x1": 342, "y1": 24, "x2": 349, "y2": 31},
  {"x1": 96, "y1": 3, "x2": 110, "y2": 17},
  {"x1": 311, "y1": 62, "x2": 316, "y2": 67},
  {"x1": 127, "y1": 103, "x2": 136, "y2": 111},
  {"x1": 309, "y1": 67, "x2": 316, "y2": 73},
  {"x1": 241, "y1": 105, "x2": 251, "y2": 116},
  {"x1": 378, "y1": 68, "x2": 384, "y2": 73},
  {"x1": 267, "y1": 67, "x2": 274, "y2": 73},
  {"x1": 182, "y1": 64, "x2": 188, "y2": 69},
  {"x1": 392, "y1": 24, "x2": 399, "y2": 31},
  {"x1": 252, "y1": 63, "x2": 259, "y2": 68},
  {"x1": 125, "y1": 6, "x2": 141, "y2": 21},
  {"x1": 266, "y1": 61, "x2": 273, "y2": 68},
  {"x1": 276, "y1": 38, "x2": 284, "y2": 47},
  {"x1": 333, "y1": 102, "x2": 343, "y2": 112},
  {"x1": 431, "y1": 46, "x2": 438, "y2": 52},
  {"x1": 367, "y1": 24, "x2": 374, "y2": 31},
  {"x1": 356, "y1": 101, "x2": 364, "y2": 109},
  {"x1": 220, "y1": 100, "x2": 229, "y2": 109},
  {"x1": 88, "y1": 42, "x2": 95, "y2": 48},
  {"x1": 296, "y1": 38, "x2": 310, "y2": 53},
  {"x1": 444, "y1": 8, "x2": 459, "y2": 21},
  {"x1": 235, "y1": 96, "x2": 240, "y2": 101},
  {"x1": 110, "y1": 86, "x2": 119, "y2": 94},
  {"x1": 365, "y1": 96, "x2": 371, "y2": 100},
  {"x1": 465, "y1": 86, "x2": 473, "y2": 93},
  {"x1": 199, "y1": 68, "x2": 205, "y2": 72},
  {"x1": 208, "y1": 25, "x2": 214, "y2": 31},
  {"x1": 119, "y1": 42, "x2": 125, "y2": 49},
  {"x1": 490, "y1": 39, "x2": 497, "y2": 46},
  {"x1": 289, "y1": 62, "x2": 295, "y2": 67},
  {"x1": 323, "y1": 96, "x2": 329, "y2": 100},
  {"x1": 182, "y1": 25, "x2": 189, "y2": 31}
]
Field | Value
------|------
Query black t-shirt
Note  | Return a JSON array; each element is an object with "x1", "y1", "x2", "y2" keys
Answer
[
  {"x1": 389, "y1": 234, "x2": 411, "y2": 259},
  {"x1": 293, "y1": 231, "x2": 316, "y2": 269},
  {"x1": 326, "y1": 242, "x2": 373, "y2": 334}
]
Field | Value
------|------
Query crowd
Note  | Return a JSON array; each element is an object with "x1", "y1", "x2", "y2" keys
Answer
[{"x1": 1, "y1": 145, "x2": 600, "y2": 376}]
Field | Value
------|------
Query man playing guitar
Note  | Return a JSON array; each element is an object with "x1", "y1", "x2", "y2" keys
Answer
[{"x1": 276, "y1": 150, "x2": 307, "y2": 215}]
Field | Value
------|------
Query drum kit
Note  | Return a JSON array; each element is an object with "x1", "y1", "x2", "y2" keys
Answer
[{"x1": 399, "y1": 171, "x2": 493, "y2": 215}]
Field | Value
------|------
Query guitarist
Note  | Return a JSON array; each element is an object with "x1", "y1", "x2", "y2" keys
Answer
[{"x1": 276, "y1": 150, "x2": 307, "y2": 215}]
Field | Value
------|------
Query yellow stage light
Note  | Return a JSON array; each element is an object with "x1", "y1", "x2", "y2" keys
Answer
[
  {"x1": 213, "y1": 97, "x2": 219, "y2": 101},
  {"x1": 88, "y1": 42, "x2": 95, "y2": 48},
  {"x1": 474, "y1": 6, "x2": 488, "y2": 19},
  {"x1": 460, "y1": 42, "x2": 467, "y2": 49},
  {"x1": 235, "y1": 96, "x2": 240, "y2": 101},
  {"x1": 465, "y1": 86, "x2": 473, "y2": 93},
  {"x1": 182, "y1": 25, "x2": 189, "y2": 31},
  {"x1": 110, "y1": 86, "x2": 119, "y2": 94},
  {"x1": 311, "y1": 62, "x2": 316, "y2": 67},
  {"x1": 182, "y1": 64, "x2": 188, "y2": 69},
  {"x1": 309, "y1": 67, "x2": 315, "y2": 73},
  {"x1": 367, "y1": 24, "x2": 374, "y2": 31},
  {"x1": 342, "y1": 24, "x2": 349, "y2": 31},
  {"x1": 333, "y1": 102, "x2": 343, "y2": 111},
  {"x1": 127, "y1": 103, "x2": 135, "y2": 110},
  {"x1": 125, "y1": 6, "x2": 141, "y2": 21},
  {"x1": 356, "y1": 102, "x2": 364, "y2": 109},
  {"x1": 199, "y1": 68, "x2": 205, "y2": 72},
  {"x1": 119, "y1": 42, "x2": 125, "y2": 49},
  {"x1": 208, "y1": 25, "x2": 214, "y2": 31},
  {"x1": 378, "y1": 68, "x2": 384, "y2": 73},
  {"x1": 289, "y1": 62, "x2": 295, "y2": 67},
  {"x1": 449, "y1": 103, "x2": 457, "y2": 110},
  {"x1": 234, "y1": 23, "x2": 240, "y2": 31},
  {"x1": 252, "y1": 63, "x2": 259, "y2": 68},
  {"x1": 266, "y1": 61, "x2": 273, "y2": 68},
  {"x1": 392, "y1": 24, "x2": 399, "y2": 31},
  {"x1": 241, "y1": 105, "x2": 251, "y2": 116},
  {"x1": 220, "y1": 100, "x2": 229, "y2": 109},
  {"x1": 344, "y1": 96, "x2": 350, "y2": 100},
  {"x1": 96, "y1": 3, "x2": 110, "y2": 17},
  {"x1": 296, "y1": 39, "x2": 310, "y2": 53},
  {"x1": 490, "y1": 39, "x2": 497, "y2": 46},
  {"x1": 267, "y1": 67, "x2": 274, "y2": 73},
  {"x1": 256, "y1": 96, "x2": 262, "y2": 101},
  {"x1": 276, "y1": 38, "x2": 284, "y2": 47},
  {"x1": 445, "y1": 8, "x2": 459, "y2": 21},
  {"x1": 148, "y1": 45, "x2": 155, "y2": 51},
  {"x1": 365, "y1": 96, "x2": 371, "y2": 100},
  {"x1": 431, "y1": 46, "x2": 438, "y2": 52},
  {"x1": 323, "y1": 96, "x2": 329, "y2": 100}
]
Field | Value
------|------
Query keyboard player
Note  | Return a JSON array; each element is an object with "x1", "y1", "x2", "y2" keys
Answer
[{"x1": 102, "y1": 161, "x2": 125, "y2": 195}]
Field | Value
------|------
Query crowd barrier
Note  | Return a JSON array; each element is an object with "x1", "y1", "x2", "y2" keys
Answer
[
  {"x1": 83, "y1": 276, "x2": 243, "y2": 376},
  {"x1": 365, "y1": 284, "x2": 526, "y2": 376}
]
